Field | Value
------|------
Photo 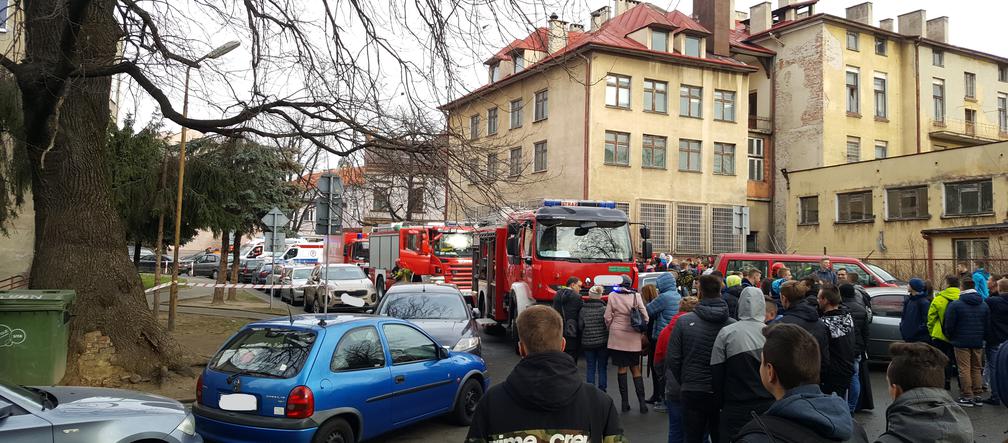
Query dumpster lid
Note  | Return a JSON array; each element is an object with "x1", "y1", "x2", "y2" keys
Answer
[{"x1": 0, "y1": 290, "x2": 75, "y2": 311}]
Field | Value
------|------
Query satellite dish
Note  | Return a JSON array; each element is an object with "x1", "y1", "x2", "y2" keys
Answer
[{"x1": 341, "y1": 293, "x2": 365, "y2": 308}]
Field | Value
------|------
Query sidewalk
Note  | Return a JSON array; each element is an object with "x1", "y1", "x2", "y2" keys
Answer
[{"x1": 146, "y1": 276, "x2": 285, "y2": 321}]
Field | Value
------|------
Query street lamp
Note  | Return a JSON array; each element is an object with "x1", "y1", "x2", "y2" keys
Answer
[{"x1": 168, "y1": 40, "x2": 240, "y2": 331}]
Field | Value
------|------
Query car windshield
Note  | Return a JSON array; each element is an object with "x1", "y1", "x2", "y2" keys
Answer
[
  {"x1": 866, "y1": 263, "x2": 902, "y2": 284},
  {"x1": 536, "y1": 221, "x2": 632, "y2": 262},
  {"x1": 431, "y1": 231, "x2": 473, "y2": 257},
  {"x1": 292, "y1": 268, "x2": 312, "y2": 279},
  {"x1": 0, "y1": 379, "x2": 44, "y2": 408},
  {"x1": 380, "y1": 292, "x2": 468, "y2": 319},
  {"x1": 324, "y1": 266, "x2": 366, "y2": 280},
  {"x1": 210, "y1": 328, "x2": 316, "y2": 378}
]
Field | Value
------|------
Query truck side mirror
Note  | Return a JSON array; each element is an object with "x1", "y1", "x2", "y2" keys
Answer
[
  {"x1": 421, "y1": 243, "x2": 432, "y2": 255},
  {"x1": 640, "y1": 226, "x2": 651, "y2": 240},
  {"x1": 641, "y1": 240, "x2": 653, "y2": 260}
]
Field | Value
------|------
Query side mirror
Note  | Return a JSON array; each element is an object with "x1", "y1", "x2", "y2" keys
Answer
[
  {"x1": 0, "y1": 399, "x2": 12, "y2": 420},
  {"x1": 640, "y1": 226, "x2": 651, "y2": 240},
  {"x1": 641, "y1": 240, "x2": 653, "y2": 261},
  {"x1": 365, "y1": 309, "x2": 374, "y2": 314},
  {"x1": 439, "y1": 345, "x2": 450, "y2": 359},
  {"x1": 471, "y1": 307, "x2": 481, "y2": 318}
]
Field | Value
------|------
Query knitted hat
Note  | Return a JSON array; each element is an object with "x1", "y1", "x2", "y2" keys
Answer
[
  {"x1": 909, "y1": 278, "x2": 926, "y2": 293},
  {"x1": 588, "y1": 285, "x2": 604, "y2": 298}
]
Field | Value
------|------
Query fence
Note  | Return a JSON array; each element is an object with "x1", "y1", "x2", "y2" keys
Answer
[
  {"x1": 0, "y1": 274, "x2": 28, "y2": 290},
  {"x1": 864, "y1": 257, "x2": 1008, "y2": 283}
]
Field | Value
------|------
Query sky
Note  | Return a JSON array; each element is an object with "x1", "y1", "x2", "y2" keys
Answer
[{"x1": 118, "y1": 0, "x2": 1007, "y2": 167}]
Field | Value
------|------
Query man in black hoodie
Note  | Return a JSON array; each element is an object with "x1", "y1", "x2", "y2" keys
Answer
[
  {"x1": 818, "y1": 285, "x2": 855, "y2": 399},
  {"x1": 668, "y1": 274, "x2": 735, "y2": 443},
  {"x1": 466, "y1": 305, "x2": 625, "y2": 443},
  {"x1": 777, "y1": 280, "x2": 830, "y2": 387}
]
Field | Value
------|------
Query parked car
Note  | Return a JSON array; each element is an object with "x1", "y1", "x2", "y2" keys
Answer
[
  {"x1": 866, "y1": 286, "x2": 906, "y2": 361},
  {"x1": 262, "y1": 264, "x2": 286, "y2": 294},
  {"x1": 0, "y1": 378, "x2": 201, "y2": 442},
  {"x1": 238, "y1": 259, "x2": 264, "y2": 283},
  {"x1": 714, "y1": 253, "x2": 901, "y2": 288},
  {"x1": 303, "y1": 264, "x2": 377, "y2": 312},
  {"x1": 193, "y1": 314, "x2": 488, "y2": 443},
  {"x1": 373, "y1": 283, "x2": 482, "y2": 356},
  {"x1": 187, "y1": 253, "x2": 222, "y2": 278},
  {"x1": 136, "y1": 253, "x2": 184, "y2": 274},
  {"x1": 255, "y1": 263, "x2": 274, "y2": 287},
  {"x1": 280, "y1": 266, "x2": 315, "y2": 306}
]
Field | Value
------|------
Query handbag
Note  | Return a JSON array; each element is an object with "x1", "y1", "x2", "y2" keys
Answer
[{"x1": 630, "y1": 293, "x2": 648, "y2": 333}]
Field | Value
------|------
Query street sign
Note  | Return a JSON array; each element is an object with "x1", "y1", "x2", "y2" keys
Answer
[
  {"x1": 315, "y1": 173, "x2": 344, "y2": 235},
  {"x1": 317, "y1": 173, "x2": 344, "y2": 195},
  {"x1": 264, "y1": 231, "x2": 286, "y2": 253},
  {"x1": 261, "y1": 207, "x2": 289, "y2": 232}
]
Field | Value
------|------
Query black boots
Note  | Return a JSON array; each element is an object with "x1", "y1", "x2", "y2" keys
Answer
[
  {"x1": 617, "y1": 373, "x2": 630, "y2": 412},
  {"x1": 634, "y1": 376, "x2": 648, "y2": 413}
]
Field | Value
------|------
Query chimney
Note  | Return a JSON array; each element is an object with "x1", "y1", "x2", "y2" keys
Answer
[
  {"x1": 590, "y1": 6, "x2": 611, "y2": 31},
  {"x1": 735, "y1": 10, "x2": 749, "y2": 23},
  {"x1": 926, "y1": 16, "x2": 948, "y2": 43},
  {"x1": 750, "y1": 1, "x2": 771, "y2": 34},
  {"x1": 897, "y1": 10, "x2": 926, "y2": 37},
  {"x1": 879, "y1": 18, "x2": 893, "y2": 31},
  {"x1": 693, "y1": 0, "x2": 732, "y2": 56},
  {"x1": 778, "y1": 0, "x2": 796, "y2": 21},
  {"x1": 845, "y1": 2, "x2": 872, "y2": 25},
  {"x1": 547, "y1": 13, "x2": 568, "y2": 53},
  {"x1": 569, "y1": 23, "x2": 585, "y2": 32},
  {"x1": 615, "y1": 0, "x2": 641, "y2": 16}
]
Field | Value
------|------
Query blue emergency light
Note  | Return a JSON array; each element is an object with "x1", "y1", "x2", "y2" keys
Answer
[{"x1": 543, "y1": 199, "x2": 617, "y2": 209}]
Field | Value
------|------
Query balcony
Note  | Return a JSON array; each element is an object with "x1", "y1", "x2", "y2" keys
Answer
[
  {"x1": 748, "y1": 115, "x2": 772, "y2": 134},
  {"x1": 929, "y1": 118, "x2": 1008, "y2": 144}
]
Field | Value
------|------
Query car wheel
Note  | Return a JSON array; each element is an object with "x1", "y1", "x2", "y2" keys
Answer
[
  {"x1": 375, "y1": 276, "x2": 385, "y2": 299},
  {"x1": 304, "y1": 292, "x2": 314, "y2": 313},
  {"x1": 210, "y1": 270, "x2": 218, "y2": 280},
  {"x1": 451, "y1": 378, "x2": 484, "y2": 426},
  {"x1": 313, "y1": 417, "x2": 354, "y2": 443}
]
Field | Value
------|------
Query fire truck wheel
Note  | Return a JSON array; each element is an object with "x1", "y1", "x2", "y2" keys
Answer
[
  {"x1": 376, "y1": 276, "x2": 386, "y2": 298},
  {"x1": 477, "y1": 293, "x2": 486, "y2": 319}
]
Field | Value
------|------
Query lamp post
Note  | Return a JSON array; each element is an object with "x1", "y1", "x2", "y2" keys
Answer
[{"x1": 167, "y1": 40, "x2": 240, "y2": 331}]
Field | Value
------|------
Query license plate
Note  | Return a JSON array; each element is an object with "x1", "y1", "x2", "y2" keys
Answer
[{"x1": 219, "y1": 393, "x2": 257, "y2": 411}]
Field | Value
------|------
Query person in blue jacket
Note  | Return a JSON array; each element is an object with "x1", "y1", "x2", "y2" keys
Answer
[
  {"x1": 973, "y1": 260, "x2": 992, "y2": 299},
  {"x1": 646, "y1": 272, "x2": 681, "y2": 409},
  {"x1": 900, "y1": 278, "x2": 933, "y2": 343},
  {"x1": 944, "y1": 278, "x2": 990, "y2": 406}
]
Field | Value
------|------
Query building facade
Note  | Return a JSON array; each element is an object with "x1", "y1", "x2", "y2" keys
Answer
[{"x1": 443, "y1": 0, "x2": 764, "y2": 256}]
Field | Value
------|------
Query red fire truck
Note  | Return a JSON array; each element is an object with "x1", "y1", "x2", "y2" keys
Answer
[
  {"x1": 366, "y1": 223, "x2": 474, "y2": 298},
  {"x1": 341, "y1": 231, "x2": 369, "y2": 265},
  {"x1": 472, "y1": 199, "x2": 651, "y2": 345}
]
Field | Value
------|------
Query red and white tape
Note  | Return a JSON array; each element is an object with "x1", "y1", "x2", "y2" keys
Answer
[{"x1": 145, "y1": 282, "x2": 306, "y2": 293}]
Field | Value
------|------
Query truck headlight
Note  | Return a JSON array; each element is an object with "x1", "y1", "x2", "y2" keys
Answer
[
  {"x1": 452, "y1": 336, "x2": 480, "y2": 352},
  {"x1": 175, "y1": 413, "x2": 196, "y2": 436}
]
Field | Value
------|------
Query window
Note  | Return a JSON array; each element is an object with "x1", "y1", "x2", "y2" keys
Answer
[
  {"x1": 965, "y1": 109, "x2": 977, "y2": 135},
  {"x1": 747, "y1": 137, "x2": 764, "y2": 181},
  {"x1": 933, "y1": 49, "x2": 943, "y2": 67},
  {"x1": 944, "y1": 180, "x2": 994, "y2": 216},
  {"x1": 0, "y1": 2, "x2": 8, "y2": 32},
  {"x1": 510, "y1": 99, "x2": 523, "y2": 128},
  {"x1": 799, "y1": 196, "x2": 819, "y2": 225},
  {"x1": 680, "y1": 85, "x2": 702, "y2": 118},
  {"x1": 513, "y1": 51, "x2": 525, "y2": 73},
  {"x1": 651, "y1": 30, "x2": 668, "y2": 52},
  {"x1": 1000, "y1": 65, "x2": 1008, "y2": 82},
  {"x1": 468, "y1": 115, "x2": 480, "y2": 140},
  {"x1": 684, "y1": 36, "x2": 701, "y2": 57},
  {"x1": 486, "y1": 153, "x2": 499, "y2": 180},
  {"x1": 678, "y1": 139, "x2": 701, "y2": 172},
  {"x1": 874, "y1": 140, "x2": 888, "y2": 159},
  {"x1": 933, "y1": 79, "x2": 945, "y2": 122},
  {"x1": 875, "y1": 36, "x2": 887, "y2": 55},
  {"x1": 373, "y1": 184, "x2": 391, "y2": 211},
  {"x1": 490, "y1": 63, "x2": 501, "y2": 82},
  {"x1": 846, "y1": 31, "x2": 859, "y2": 50},
  {"x1": 604, "y1": 131, "x2": 630, "y2": 165},
  {"x1": 533, "y1": 141, "x2": 547, "y2": 172},
  {"x1": 999, "y1": 93, "x2": 1008, "y2": 133},
  {"x1": 643, "y1": 79, "x2": 668, "y2": 113},
  {"x1": 955, "y1": 239, "x2": 990, "y2": 266},
  {"x1": 845, "y1": 67, "x2": 860, "y2": 114},
  {"x1": 964, "y1": 72, "x2": 976, "y2": 99},
  {"x1": 846, "y1": 137, "x2": 860, "y2": 163},
  {"x1": 641, "y1": 134, "x2": 666, "y2": 168},
  {"x1": 534, "y1": 90, "x2": 549, "y2": 121},
  {"x1": 383, "y1": 324, "x2": 437, "y2": 364},
  {"x1": 837, "y1": 191, "x2": 874, "y2": 223},
  {"x1": 873, "y1": 74, "x2": 887, "y2": 118},
  {"x1": 713, "y1": 143, "x2": 735, "y2": 175},
  {"x1": 330, "y1": 327, "x2": 385, "y2": 371},
  {"x1": 714, "y1": 90, "x2": 736, "y2": 122},
  {"x1": 486, "y1": 107, "x2": 498, "y2": 135},
  {"x1": 711, "y1": 206, "x2": 742, "y2": 253},
  {"x1": 509, "y1": 147, "x2": 522, "y2": 177},
  {"x1": 605, "y1": 75, "x2": 631, "y2": 108},
  {"x1": 886, "y1": 186, "x2": 928, "y2": 220}
]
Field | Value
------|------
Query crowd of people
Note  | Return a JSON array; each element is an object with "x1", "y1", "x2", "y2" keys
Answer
[{"x1": 466, "y1": 257, "x2": 1008, "y2": 443}]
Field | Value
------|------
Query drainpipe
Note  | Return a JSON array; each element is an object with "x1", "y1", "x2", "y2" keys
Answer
[
  {"x1": 924, "y1": 233, "x2": 934, "y2": 282},
  {"x1": 580, "y1": 52, "x2": 592, "y2": 199},
  {"x1": 914, "y1": 40, "x2": 922, "y2": 153},
  {"x1": 768, "y1": 56, "x2": 778, "y2": 252}
]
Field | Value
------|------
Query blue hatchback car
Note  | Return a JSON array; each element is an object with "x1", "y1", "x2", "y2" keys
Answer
[{"x1": 193, "y1": 313, "x2": 488, "y2": 443}]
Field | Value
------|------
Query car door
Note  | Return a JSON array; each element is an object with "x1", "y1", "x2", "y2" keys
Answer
[
  {"x1": 198, "y1": 254, "x2": 220, "y2": 276},
  {"x1": 0, "y1": 396, "x2": 53, "y2": 443},
  {"x1": 868, "y1": 293, "x2": 904, "y2": 360},
  {"x1": 317, "y1": 326, "x2": 391, "y2": 440},
  {"x1": 381, "y1": 323, "x2": 456, "y2": 426}
]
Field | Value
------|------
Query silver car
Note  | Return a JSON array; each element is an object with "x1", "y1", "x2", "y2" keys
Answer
[
  {"x1": 280, "y1": 265, "x2": 314, "y2": 305},
  {"x1": 303, "y1": 264, "x2": 377, "y2": 312},
  {"x1": 0, "y1": 379, "x2": 201, "y2": 442},
  {"x1": 867, "y1": 286, "x2": 906, "y2": 361}
]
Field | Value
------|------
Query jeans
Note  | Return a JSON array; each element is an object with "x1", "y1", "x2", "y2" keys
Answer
[
  {"x1": 681, "y1": 391, "x2": 719, "y2": 443},
  {"x1": 985, "y1": 343, "x2": 1002, "y2": 401},
  {"x1": 848, "y1": 355, "x2": 862, "y2": 412},
  {"x1": 666, "y1": 399, "x2": 683, "y2": 443},
  {"x1": 584, "y1": 347, "x2": 609, "y2": 391}
]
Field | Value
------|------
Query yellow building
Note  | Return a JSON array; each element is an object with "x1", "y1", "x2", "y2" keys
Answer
[
  {"x1": 740, "y1": 0, "x2": 1008, "y2": 248},
  {"x1": 784, "y1": 141, "x2": 1007, "y2": 280},
  {"x1": 442, "y1": 0, "x2": 769, "y2": 255}
]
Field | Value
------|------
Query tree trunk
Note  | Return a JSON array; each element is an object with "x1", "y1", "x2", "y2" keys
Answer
[
  {"x1": 228, "y1": 232, "x2": 241, "y2": 300},
  {"x1": 132, "y1": 242, "x2": 141, "y2": 264},
  {"x1": 212, "y1": 233, "x2": 228, "y2": 304},
  {"x1": 22, "y1": 0, "x2": 184, "y2": 381}
]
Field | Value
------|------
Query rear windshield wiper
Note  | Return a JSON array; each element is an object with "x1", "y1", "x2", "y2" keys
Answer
[{"x1": 225, "y1": 369, "x2": 282, "y2": 384}]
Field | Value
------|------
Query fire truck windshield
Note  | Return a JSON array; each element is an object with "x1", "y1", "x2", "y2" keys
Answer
[
  {"x1": 536, "y1": 221, "x2": 632, "y2": 262},
  {"x1": 431, "y1": 232, "x2": 473, "y2": 257}
]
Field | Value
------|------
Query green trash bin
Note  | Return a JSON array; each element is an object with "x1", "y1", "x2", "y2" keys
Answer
[{"x1": 0, "y1": 290, "x2": 75, "y2": 385}]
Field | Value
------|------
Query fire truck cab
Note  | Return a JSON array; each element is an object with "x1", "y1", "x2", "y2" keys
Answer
[
  {"x1": 367, "y1": 223, "x2": 474, "y2": 299},
  {"x1": 473, "y1": 200, "x2": 651, "y2": 342},
  {"x1": 341, "y1": 231, "x2": 369, "y2": 265}
]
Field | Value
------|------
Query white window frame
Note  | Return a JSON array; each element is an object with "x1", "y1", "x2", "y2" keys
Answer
[
  {"x1": 873, "y1": 72, "x2": 887, "y2": 119},
  {"x1": 747, "y1": 138, "x2": 764, "y2": 181},
  {"x1": 874, "y1": 140, "x2": 887, "y2": 159},
  {"x1": 845, "y1": 67, "x2": 860, "y2": 114},
  {"x1": 846, "y1": 136, "x2": 860, "y2": 163}
]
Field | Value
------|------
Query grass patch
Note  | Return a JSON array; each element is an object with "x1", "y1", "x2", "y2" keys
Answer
[{"x1": 140, "y1": 273, "x2": 187, "y2": 289}]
